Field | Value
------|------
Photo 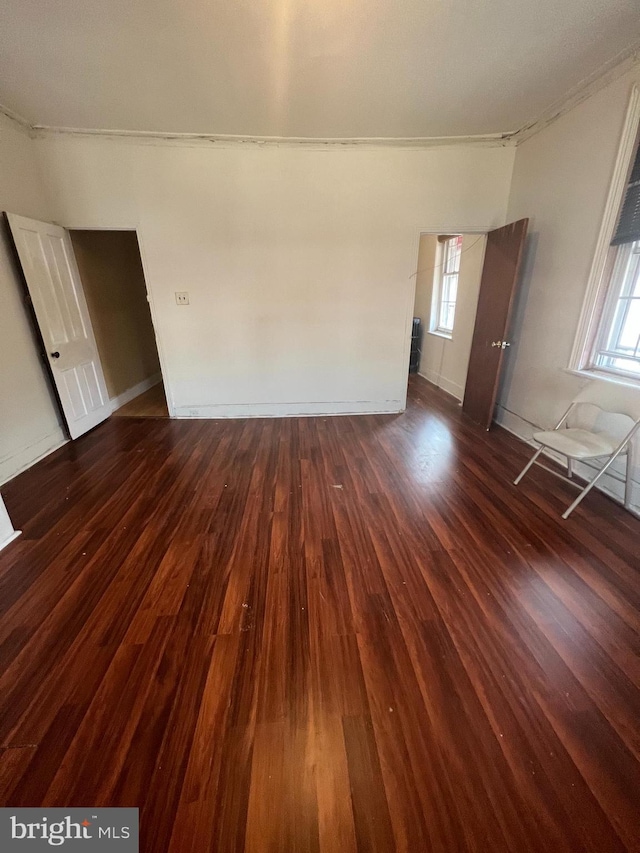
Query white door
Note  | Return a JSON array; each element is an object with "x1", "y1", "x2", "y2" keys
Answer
[{"x1": 7, "y1": 213, "x2": 111, "y2": 439}]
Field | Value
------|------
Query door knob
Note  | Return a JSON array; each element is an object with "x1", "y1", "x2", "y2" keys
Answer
[
  {"x1": 491, "y1": 341, "x2": 511, "y2": 349},
  {"x1": 50, "y1": 351, "x2": 60, "y2": 359}
]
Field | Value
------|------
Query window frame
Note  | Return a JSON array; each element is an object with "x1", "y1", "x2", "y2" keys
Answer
[
  {"x1": 592, "y1": 240, "x2": 640, "y2": 377},
  {"x1": 431, "y1": 235, "x2": 462, "y2": 338},
  {"x1": 569, "y1": 84, "x2": 640, "y2": 387}
]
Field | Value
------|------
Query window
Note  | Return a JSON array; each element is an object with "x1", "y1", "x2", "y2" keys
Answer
[
  {"x1": 588, "y1": 136, "x2": 640, "y2": 380},
  {"x1": 592, "y1": 240, "x2": 640, "y2": 377},
  {"x1": 432, "y1": 235, "x2": 462, "y2": 336},
  {"x1": 572, "y1": 88, "x2": 640, "y2": 384}
]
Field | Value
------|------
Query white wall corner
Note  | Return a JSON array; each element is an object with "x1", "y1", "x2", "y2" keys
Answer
[
  {"x1": 0, "y1": 494, "x2": 21, "y2": 552},
  {"x1": 0, "y1": 428, "x2": 68, "y2": 487},
  {"x1": 0, "y1": 102, "x2": 33, "y2": 135},
  {"x1": 437, "y1": 375, "x2": 465, "y2": 402},
  {"x1": 508, "y1": 47, "x2": 640, "y2": 146},
  {"x1": 418, "y1": 368, "x2": 440, "y2": 387}
]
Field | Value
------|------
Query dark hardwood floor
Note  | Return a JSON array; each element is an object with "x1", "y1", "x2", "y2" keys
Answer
[
  {"x1": 0, "y1": 375, "x2": 638, "y2": 852},
  {"x1": 112, "y1": 383, "x2": 169, "y2": 418}
]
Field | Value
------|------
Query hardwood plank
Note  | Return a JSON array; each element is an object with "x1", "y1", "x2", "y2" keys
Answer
[
  {"x1": 0, "y1": 374, "x2": 638, "y2": 851},
  {"x1": 112, "y1": 383, "x2": 169, "y2": 418}
]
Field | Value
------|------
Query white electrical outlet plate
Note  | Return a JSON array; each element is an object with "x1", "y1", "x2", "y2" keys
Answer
[{"x1": 175, "y1": 292, "x2": 189, "y2": 305}]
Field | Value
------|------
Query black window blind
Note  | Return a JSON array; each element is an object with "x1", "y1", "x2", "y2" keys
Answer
[{"x1": 611, "y1": 140, "x2": 640, "y2": 246}]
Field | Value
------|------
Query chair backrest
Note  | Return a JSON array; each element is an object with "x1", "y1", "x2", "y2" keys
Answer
[{"x1": 573, "y1": 379, "x2": 640, "y2": 422}]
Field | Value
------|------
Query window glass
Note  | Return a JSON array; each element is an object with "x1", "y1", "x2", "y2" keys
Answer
[
  {"x1": 434, "y1": 236, "x2": 462, "y2": 334},
  {"x1": 593, "y1": 240, "x2": 640, "y2": 377}
]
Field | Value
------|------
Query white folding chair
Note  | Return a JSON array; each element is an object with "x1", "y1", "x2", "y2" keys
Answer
[{"x1": 514, "y1": 380, "x2": 640, "y2": 519}]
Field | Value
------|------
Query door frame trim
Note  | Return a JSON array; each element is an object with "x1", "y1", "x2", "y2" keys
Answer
[{"x1": 405, "y1": 224, "x2": 494, "y2": 406}]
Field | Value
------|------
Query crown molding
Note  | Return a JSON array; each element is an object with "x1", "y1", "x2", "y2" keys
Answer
[
  {"x1": 4, "y1": 41, "x2": 640, "y2": 149},
  {"x1": 28, "y1": 125, "x2": 514, "y2": 150},
  {"x1": 3, "y1": 101, "x2": 515, "y2": 148},
  {"x1": 507, "y1": 40, "x2": 640, "y2": 146},
  {"x1": 0, "y1": 102, "x2": 33, "y2": 134}
]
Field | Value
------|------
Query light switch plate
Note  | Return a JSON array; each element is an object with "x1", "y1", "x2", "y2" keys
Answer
[{"x1": 175, "y1": 291, "x2": 189, "y2": 305}]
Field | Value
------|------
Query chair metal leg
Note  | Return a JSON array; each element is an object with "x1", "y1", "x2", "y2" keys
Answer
[
  {"x1": 562, "y1": 441, "x2": 633, "y2": 519},
  {"x1": 567, "y1": 458, "x2": 573, "y2": 479},
  {"x1": 625, "y1": 440, "x2": 635, "y2": 509},
  {"x1": 514, "y1": 446, "x2": 544, "y2": 485}
]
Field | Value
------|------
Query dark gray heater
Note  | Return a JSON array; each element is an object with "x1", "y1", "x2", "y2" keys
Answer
[{"x1": 409, "y1": 317, "x2": 421, "y2": 374}]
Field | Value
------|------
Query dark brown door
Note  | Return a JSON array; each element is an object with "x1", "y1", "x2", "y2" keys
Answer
[{"x1": 462, "y1": 219, "x2": 528, "y2": 429}]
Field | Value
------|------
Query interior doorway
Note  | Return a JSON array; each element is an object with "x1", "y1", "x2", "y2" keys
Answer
[
  {"x1": 69, "y1": 230, "x2": 168, "y2": 418},
  {"x1": 411, "y1": 220, "x2": 528, "y2": 429},
  {"x1": 412, "y1": 231, "x2": 488, "y2": 401}
]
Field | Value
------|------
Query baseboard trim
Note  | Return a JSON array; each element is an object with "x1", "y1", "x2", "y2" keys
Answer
[
  {"x1": 438, "y1": 376, "x2": 464, "y2": 402},
  {"x1": 174, "y1": 400, "x2": 403, "y2": 419},
  {"x1": 0, "y1": 529, "x2": 22, "y2": 552},
  {"x1": 0, "y1": 428, "x2": 68, "y2": 487},
  {"x1": 110, "y1": 373, "x2": 162, "y2": 413},
  {"x1": 418, "y1": 370, "x2": 464, "y2": 402},
  {"x1": 0, "y1": 374, "x2": 161, "y2": 487},
  {"x1": 418, "y1": 368, "x2": 439, "y2": 386}
]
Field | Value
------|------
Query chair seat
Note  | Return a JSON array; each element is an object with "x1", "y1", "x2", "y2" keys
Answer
[{"x1": 532, "y1": 428, "x2": 618, "y2": 459}]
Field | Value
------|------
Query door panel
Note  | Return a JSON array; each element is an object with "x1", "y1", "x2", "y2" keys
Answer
[
  {"x1": 6, "y1": 213, "x2": 111, "y2": 440},
  {"x1": 462, "y1": 219, "x2": 528, "y2": 430}
]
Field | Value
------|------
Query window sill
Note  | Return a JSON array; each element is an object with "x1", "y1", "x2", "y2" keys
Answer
[
  {"x1": 427, "y1": 329, "x2": 453, "y2": 341},
  {"x1": 563, "y1": 366, "x2": 640, "y2": 389}
]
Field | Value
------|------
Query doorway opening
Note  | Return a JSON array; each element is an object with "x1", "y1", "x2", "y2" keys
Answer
[
  {"x1": 411, "y1": 220, "x2": 529, "y2": 429},
  {"x1": 69, "y1": 230, "x2": 168, "y2": 418},
  {"x1": 412, "y1": 231, "x2": 488, "y2": 401}
]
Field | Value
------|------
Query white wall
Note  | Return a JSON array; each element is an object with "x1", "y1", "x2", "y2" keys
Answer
[
  {"x1": 32, "y1": 134, "x2": 515, "y2": 418},
  {"x1": 412, "y1": 234, "x2": 437, "y2": 336},
  {"x1": 414, "y1": 233, "x2": 486, "y2": 400},
  {"x1": 5, "y1": 66, "x2": 640, "y2": 518},
  {"x1": 500, "y1": 67, "x2": 640, "y2": 512},
  {"x1": 0, "y1": 114, "x2": 66, "y2": 485}
]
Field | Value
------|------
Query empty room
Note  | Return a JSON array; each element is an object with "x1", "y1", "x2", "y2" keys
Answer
[{"x1": 0, "y1": 1, "x2": 639, "y2": 851}]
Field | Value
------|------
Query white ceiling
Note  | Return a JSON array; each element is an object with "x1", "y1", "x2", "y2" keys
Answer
[{"x1": 0, "y1": 0, "x2": 639, "y2": 139}]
